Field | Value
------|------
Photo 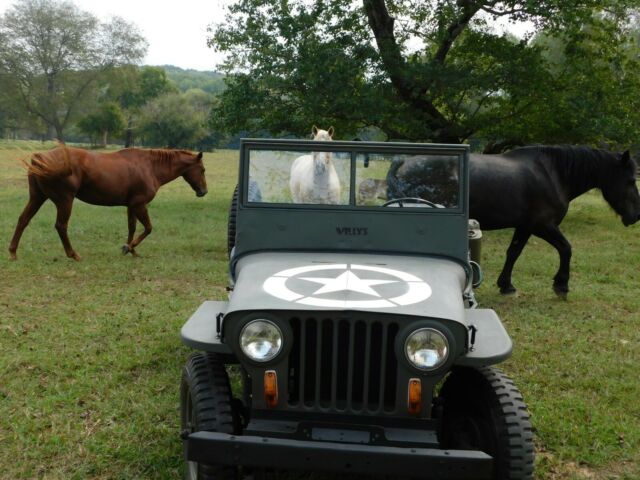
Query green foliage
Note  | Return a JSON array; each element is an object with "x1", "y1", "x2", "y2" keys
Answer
[
  {"x1": 482, "y1": 14, "x2": 640, "y2": 151},
  {"x1": 138, "y1": 90, "x2": 210, "y2": 149},
  {"x1": 209, "y1": 0, "x2": 640, "y2": 148},
  {"x1": 210, "y1": 1, "x2": 383, "y2": 138},
  {"x1": 118, "y1": 66, "x2": 178, "y2": 110},
  {"x1": 77, "y1": 102, "x2": 126, "y2": 146},
  {"x1": 0, "y1": 0, "x2": 147, "y2": 142},
  {"x1": 163, "y1": 65, "x2": 225, "y2": 94}
]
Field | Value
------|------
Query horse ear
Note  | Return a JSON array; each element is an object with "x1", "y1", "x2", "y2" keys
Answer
[
  {"x1": 197, "y1": 152, "x2": 203, "y2": 160},
  {"x1": 312, "y1": 125, "x2": 318, "y2": 136},
  {"x1": 328, "y1": 126, "x2": 335, "y2": 138},
  {"x1": 621, "y1": 150, "x2": 631, "y2": 165}
]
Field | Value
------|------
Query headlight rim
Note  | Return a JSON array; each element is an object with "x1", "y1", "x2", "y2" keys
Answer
[
  {"x1": 239, "y1": 318, "x2": 283, "y2": 363},
  {"x1": 402, "y1": 326, "x2": 453, "y2": 373}
]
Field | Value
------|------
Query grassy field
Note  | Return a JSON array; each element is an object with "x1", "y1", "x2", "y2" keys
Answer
[{"x1": 0, "y1": 141, "x2": 638, "y2": 479}]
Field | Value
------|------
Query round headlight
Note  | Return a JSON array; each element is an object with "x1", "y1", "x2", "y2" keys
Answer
[
  {"x1": 240, "y1": 319, "x2": 283, "y2": 362},
  {"x1": 405, "y1": 328, "x2": 449, "y2": 371}
]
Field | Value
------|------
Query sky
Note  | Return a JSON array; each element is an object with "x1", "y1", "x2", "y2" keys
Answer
[{"x1": 0, "y1": 0, "x2": 230, "y2": 71}]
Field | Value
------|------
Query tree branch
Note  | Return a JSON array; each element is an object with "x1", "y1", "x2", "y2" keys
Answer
[
  {"x1": 434, "y1": 1, "x2": 482, "y2": 64},
  {"x1": 363, "y1": 0, "x2": 456, "y2": 141},
  {"x1": 480, "y1": 6, "x2": 526, "y2": 17}
]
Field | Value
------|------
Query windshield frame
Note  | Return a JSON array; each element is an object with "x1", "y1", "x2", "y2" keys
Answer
[{"x1": 240, "y1": 139, "x2": 468, "y2": 214}]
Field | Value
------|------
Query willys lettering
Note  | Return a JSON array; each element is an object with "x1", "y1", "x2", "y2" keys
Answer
[{"x1": 336, "y1": 227, "x2": 368, "y2": 235}]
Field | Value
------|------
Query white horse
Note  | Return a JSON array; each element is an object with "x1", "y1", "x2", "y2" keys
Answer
[{"x1": 289, "y1": 126, "x2": 341, "y2": 204}]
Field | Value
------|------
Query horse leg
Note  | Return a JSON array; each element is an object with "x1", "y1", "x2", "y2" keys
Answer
[
  {"x1": 53, "y1": 197, "x2": 80, "y2": 260},
  {"x1": 8, "y1": 177, "x2": 47, "y2": 260},
  {"x1": 497, "y1": 228, "x2": 532, "y2": 295},
  {"x1": 533, "y1": 225, "x2": 572, "y2": 298},
  {"x1": 127, "y1": 205, "x2": 152, "y2": 252},
  {"x1": 122, "y1": 207, "x2": 139, "y2": 256}
]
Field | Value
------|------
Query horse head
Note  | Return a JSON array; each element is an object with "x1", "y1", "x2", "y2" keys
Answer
[
  {"x1": 601, "y1": 150, "x2": 640, "y2": 226},
  {"x1": 311, "y1": 125, "x2": 334, "y2": 167},
  {"x1": 312, "y1": 125, "x2": 334, "y2": 141},
  {"x1": 180, "y1": 151, "x2": 208, "y2": 197}
]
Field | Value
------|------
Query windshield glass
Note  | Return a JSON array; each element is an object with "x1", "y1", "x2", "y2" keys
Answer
[{"x1": 247, "y1": 148, "x2": 460, "y2": 209}]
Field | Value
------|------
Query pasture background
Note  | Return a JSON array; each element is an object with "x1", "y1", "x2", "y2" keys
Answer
[{"x1": 0, "y1": 141, "x2": 638, "y2": 479}]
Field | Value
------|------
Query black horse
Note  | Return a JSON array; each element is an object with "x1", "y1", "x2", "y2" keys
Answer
[{"x1": 387, "y1": 145, "x2": 640, "y2": 296}]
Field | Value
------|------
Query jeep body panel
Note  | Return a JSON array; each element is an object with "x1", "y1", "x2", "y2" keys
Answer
[{"x1": 227, "y1": 252, "x2": 467, "y2": 321}]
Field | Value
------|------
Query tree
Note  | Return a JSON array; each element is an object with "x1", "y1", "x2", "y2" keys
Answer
[
  {"x1": 115, "y1": 66, "x2": 178, "y2": 146},
  {"x1": 209, "y1": 0, "x2": 640, "y2": 149},
  {"x1": 77, "y1": 102, "x2": 126, "y2": 146},
  {"x1": 481, "y1": 16, "x2": 640, "y2": 151},
  {"x1": 138, "y1": 90, "x2": 210, "y2": 149},
  {"x1": 0, "y1": 0, "x2": 147, "y2": 142}
]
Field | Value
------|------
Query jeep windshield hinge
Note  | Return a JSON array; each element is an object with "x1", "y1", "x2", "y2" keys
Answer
[
  {"x1": 468, "y1": 325, "x2": 478, "y2": 351},
  {"x1": 216, "y1": 312, "x2": 224, "y2": 334}
]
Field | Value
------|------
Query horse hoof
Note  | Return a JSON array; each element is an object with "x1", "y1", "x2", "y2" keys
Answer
[
  {"x1": 9, "y1": 252, "x2": 17, "y2": 261},
  {"x1": 122, "y1": 244, "x2": 130, "y2": 255},
  {"x1": 554, "y1": 286, "x2": 569, "y2": 300},
  {"x1": 70, "y1": 253, "x2": 81, "y2": 261},
  {"x1": 499, "y1": 285, "x2": 517, "y2": 296}
]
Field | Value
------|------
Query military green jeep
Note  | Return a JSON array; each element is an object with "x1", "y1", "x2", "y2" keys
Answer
[{"x1": 180, "y1": 139, "x2": 534, "y2": 480}]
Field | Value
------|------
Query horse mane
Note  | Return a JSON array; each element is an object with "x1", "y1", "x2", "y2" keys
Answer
[
  {"x1": 148, "y1": 149, "x2": 194, "y2": 162},
  {"x1": 510, "y1": 145, "x2": 628, "y2": 193},
  {"x1": 120, "y1": 148, "x2": 195, "y2": 166}
]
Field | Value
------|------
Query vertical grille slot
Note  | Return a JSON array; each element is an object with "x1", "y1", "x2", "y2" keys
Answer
[
  {"x1": 384, "y1": 322, "x2": 399, "y2": 412},
  {"x1": 303, "y1": 318, "x2": 316, "y2": 406},
  {"x1": 288, "y1": 317, "x2": 398, "y2": 414},
  {"x1": 335, "y1": 320, "x2": 350, "y2": 409}
]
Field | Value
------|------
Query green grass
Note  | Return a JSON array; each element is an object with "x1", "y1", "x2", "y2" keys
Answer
[{"x1": 1, "y1": 142, "x2": 639, "y2": 479}]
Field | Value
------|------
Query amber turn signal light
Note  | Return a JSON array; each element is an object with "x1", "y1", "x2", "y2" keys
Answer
[
  {"x1": 264, "y1": 370, "x2": 278, "y2": 408},
  {"x1": 407, "y1": 378, "x2": 422, "y2": 415}
]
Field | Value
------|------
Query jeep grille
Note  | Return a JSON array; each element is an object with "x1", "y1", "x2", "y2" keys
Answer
[{"x1": 287, "y1": 317, "x2": 399, "y2": 414}]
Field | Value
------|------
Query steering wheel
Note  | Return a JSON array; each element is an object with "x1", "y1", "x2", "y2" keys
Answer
[{"x1": 382, "y1": 197, "x2": 440, "y2": 208}]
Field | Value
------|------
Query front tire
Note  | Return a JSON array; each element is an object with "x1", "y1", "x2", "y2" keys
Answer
[
  {"x1": 439, "y1": 366, "x2": 534, "y2": 480},
  {"x1": 181, "y1": 353, "x2": 238, "y2": 480}
]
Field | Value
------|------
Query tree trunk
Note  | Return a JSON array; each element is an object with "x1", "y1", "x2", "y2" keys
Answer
[
  {"x1": 54, "y1": 123, "x2": 65, "y2": 144},
  {"x1": 125, "y1": 116, "x2": 134, "y2": 147},
  {"x1": 102, "y1": 130, "x2": 108, "y2": 147},
  {"x1": 47, "y1": 124, "x2": 56, "y2": 141}
]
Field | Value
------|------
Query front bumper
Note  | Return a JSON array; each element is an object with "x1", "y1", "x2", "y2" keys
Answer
[{"x1": 184, "y1": 431, "x2": 493, "y2": 479}]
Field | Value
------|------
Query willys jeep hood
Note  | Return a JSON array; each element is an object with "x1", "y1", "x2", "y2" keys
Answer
[{"x1": 229, "y1": 252, "x2": 469, "y2": 324}]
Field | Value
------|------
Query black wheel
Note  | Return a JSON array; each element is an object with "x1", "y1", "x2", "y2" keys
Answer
[
  {"x1": 439, "y1": 366, "x2": 534, "y2": 480},
  {"x1": 181, "y1": 352, "x2": 238, "y2": 480},
  {"x1": 227, "y1": 186, "x2": 238, "y2": 258}
]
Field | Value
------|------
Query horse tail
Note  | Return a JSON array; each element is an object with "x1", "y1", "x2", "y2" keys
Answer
[
  {"x1": 24, "y1": 146, "x2": 72, "y2": 178},
  {"x1": 386, "y1": 156, "x2": 406, "y2": 199}
]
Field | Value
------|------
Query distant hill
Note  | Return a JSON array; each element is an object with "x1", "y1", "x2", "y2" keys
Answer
[{"x1": 160, "y1": 65, "x2": 226, "y2": 94}]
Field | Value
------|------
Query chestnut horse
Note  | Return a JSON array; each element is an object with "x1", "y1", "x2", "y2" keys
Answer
[{"x1": 9, "y1": 146, "x2": 207, "y2": 260}]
